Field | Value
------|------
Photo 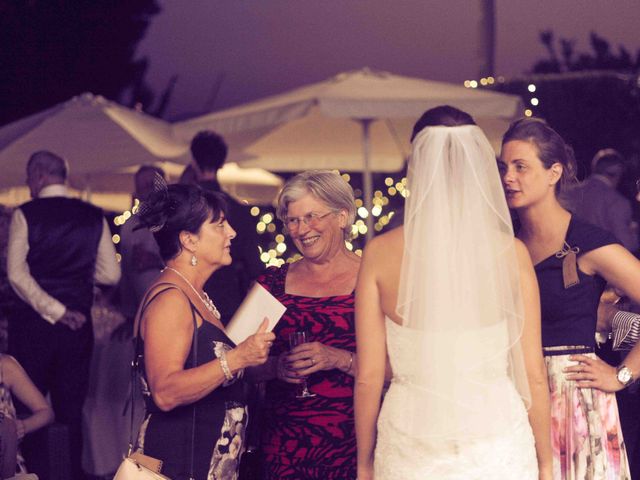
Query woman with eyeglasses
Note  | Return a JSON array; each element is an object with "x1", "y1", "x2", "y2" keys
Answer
[{"x1": 250, "y1": 170, "x2": 360, "y2": 479}]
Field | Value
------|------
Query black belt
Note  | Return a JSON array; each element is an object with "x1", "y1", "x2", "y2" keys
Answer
[{"x1": 542, "y1": 345, "x2": 594, "y2": 357}]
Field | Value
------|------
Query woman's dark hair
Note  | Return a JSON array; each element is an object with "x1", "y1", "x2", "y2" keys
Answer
[
  {"x1": 410, "y1": 105, "x2": 476, "y2": 141},
  {"x1": 502, "y1": 118, "x2": 577, "y2": 192},
  {"x1": 137, "y1": 183, "x2": 227, "y2": 261}
]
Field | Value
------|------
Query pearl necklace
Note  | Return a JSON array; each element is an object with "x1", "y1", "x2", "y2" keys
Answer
[{"x1": 164, "y1": 267, "x2": 221, "y2": 320}]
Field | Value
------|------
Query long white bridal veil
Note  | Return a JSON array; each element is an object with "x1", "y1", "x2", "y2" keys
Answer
[{"x1": 397, "y1": 125, "x2": 531, "y2": 441}]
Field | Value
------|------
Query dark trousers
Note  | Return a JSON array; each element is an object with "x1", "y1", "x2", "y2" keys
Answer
[{"x1": 8, "y1": 308, "x2": 93, "y2": 480}]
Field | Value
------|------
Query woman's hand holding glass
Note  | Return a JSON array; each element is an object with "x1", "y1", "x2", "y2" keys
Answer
[{"x1": 277, "y1": 339, "x2": 350, "y2": 381}]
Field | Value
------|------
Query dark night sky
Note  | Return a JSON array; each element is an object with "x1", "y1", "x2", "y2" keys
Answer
[{"x1": 136, "y1": 0, "x2": 640, "y2": 120}]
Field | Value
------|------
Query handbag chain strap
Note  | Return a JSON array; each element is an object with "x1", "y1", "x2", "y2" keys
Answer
[{"x1": 130, "y1": 281, "x2": 200, "y2": 480}]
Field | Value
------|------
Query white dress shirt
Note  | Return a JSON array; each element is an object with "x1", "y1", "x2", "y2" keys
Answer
[{"x1": 7, "y1": 184, "x2": 121, "y2": 324}]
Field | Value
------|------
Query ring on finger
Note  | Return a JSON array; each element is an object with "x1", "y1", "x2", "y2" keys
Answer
[{"x1": 310, "y1": 358, "x2": 315, "y2": 366}]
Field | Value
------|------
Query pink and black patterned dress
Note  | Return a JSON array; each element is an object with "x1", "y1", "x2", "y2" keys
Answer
[{"x1": 257, "y1": 264, "x2": 356, "y2": 480}]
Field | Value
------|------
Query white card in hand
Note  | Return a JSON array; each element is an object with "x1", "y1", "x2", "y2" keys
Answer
[{"x1": 225, "y1": 283, "x2": 286, "y2": 345}]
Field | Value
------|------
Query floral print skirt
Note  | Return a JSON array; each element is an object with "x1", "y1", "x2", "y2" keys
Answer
[{"x1": 544, "y1": 348, "x2": 631, "y2": 480}]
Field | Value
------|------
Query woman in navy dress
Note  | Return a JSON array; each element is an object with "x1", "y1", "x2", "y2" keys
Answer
[
  {"x1": 500, "y1": 118, "x2": 640, "y2": 479},
  {"x1": 134, "y1": 183, "x2": 275, "y2": 480}
]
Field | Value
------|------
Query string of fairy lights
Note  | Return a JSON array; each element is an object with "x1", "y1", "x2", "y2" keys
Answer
[
  {"x1": 463, "y1": 76, "x2": 540, "y2": 118},
  {"x1": 111, "y1": 78, "x2": 534, "y2": 267}
]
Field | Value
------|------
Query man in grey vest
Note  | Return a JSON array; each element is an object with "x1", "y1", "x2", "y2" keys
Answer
[{"x1": 7, "y1": 151, "x2": 120, "y2": 479}]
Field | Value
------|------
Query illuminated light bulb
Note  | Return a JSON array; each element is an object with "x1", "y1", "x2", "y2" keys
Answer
[
  {"x1": 480, "y1": 78, "x2": 488, "y2": 86},
  {"x1": 123, "y1": 211, "x2": 132, "y2": 220},
  {"x1": 355, "y1": 199, "x2": 363, "y2": 208},
  {"x1": 115, "y1": 253, "x2": 122, "y2": 263},
  {"x1": 276, "y1": 243, "x2": 287, "y2": 253},
  {"x1": 524, "y1": 109, "x2": 533, "y2": 117},
  {"x1": 275, "y1": 234, "x2": 285, "y2": 243},
  {"x1": 260, "y1": 252, "x2": 270, "y2": 263},
  {"x1": 463, "y1": 80, "x2": 471, "y2": 88},
  {"x1": 357, "y1": 207, "x2": 369, "y2": 219},
  {"x1": 487, "y1": 77, "x2": 495, "y2": 84},
  {"x1": 388, "y1": 187, "x2": 397, "y2": 196},
  {"x1": 530, "y1": 98, "x2": 539, "y2": 106},
  {"x1": 358, "y1": 224, "x2": 368, "y2": 235},
  {"x1": 256, "y1": 222, "x2": 266, "y2": 233},
  {"x1": 384, "y1": 177, "x2": 394, "y2": 186},
  {"x1": 469, "y1": 80, "x2": 478, "y2": 88},
  {"x1": 112, "y1": 234, "x2": 121, "y2": 244},
  {"x1": 250, "y1": 207, "x2": 260, "y2": 216},
  {"x1": 342, "y1": 173, "x2": 351, "y2": 181},
  {"x1": 355, "y1": 249, "x2": 363, "y2": 257},
  {"x1": 372, "y1": 205, "x2": 382, "y2": 217},
  {"x1": 345, "y1": 242, "x2": 354, "y2": 251},
  {"x1": 527, "y1": 84, "x2": 536, "y2": 93},
  {"x1": 268, "y1": 249, "x2": 277, "y2": 258},
  {"x1": 267, "y1": 223, "x2": 276, "y2": 233},
  {"x1": 262, "y1": 213, "x2": 273, "y2": 224}
]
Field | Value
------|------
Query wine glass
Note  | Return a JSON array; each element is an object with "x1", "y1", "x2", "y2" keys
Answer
[{"x1": 288, "y1": 331, "x2": 317, "y2": 398}]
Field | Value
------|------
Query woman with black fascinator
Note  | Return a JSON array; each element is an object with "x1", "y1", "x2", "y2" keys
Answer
[{"x1": 132, "y1": 181, "x2": 274, "y2": 480}]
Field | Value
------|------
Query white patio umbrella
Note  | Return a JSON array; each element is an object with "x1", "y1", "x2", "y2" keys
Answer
[
  {"x1": 0, "y1": 161, "x2": 283, "y2": 211},
  {"x1": 174, "y1": 69, "x2": 522, "y2": 238},
  {"x1": 0, "y1": 92, "x2": 190, "y2": 189}
]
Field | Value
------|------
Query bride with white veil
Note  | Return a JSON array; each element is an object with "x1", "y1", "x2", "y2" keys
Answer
[{"x1": 354, "y1": 106, "x2": 552, "y2": 480}]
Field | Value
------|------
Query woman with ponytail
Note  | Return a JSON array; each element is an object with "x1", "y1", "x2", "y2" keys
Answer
[{"x1": 500, "y1": 118, "x2": 640, "y2": 479}]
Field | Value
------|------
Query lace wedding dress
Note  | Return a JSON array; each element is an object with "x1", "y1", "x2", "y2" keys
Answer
[{"x1": 374, "y1": 319, "x2": 538, "y2": 480}]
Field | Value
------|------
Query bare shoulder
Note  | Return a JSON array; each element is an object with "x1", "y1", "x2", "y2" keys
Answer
[
  {"x1": 141, "y1": 284, "x2": 193, "y2": 335},
  {"x1": 514, "y1": 238, "x2": 534, "y2": 267},
  {"x1": 360, "y1": 227, "x2": 404, "y2": 288},
  {"x1": 0, "y1": 355, "x2": 27, "y2": 386},
  {"x1": 363, "y1": 227, "x2": 403, "y2": 258}
]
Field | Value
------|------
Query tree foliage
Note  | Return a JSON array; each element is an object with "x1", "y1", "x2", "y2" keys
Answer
[
  {"x1": 0, "y1": 1, "x2": 165, "y2": 126},
  {"x1": 533, "y1": 30, "x2": 640, "y2": 74}
]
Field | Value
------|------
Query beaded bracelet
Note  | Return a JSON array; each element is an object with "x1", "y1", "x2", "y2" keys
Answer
[{"x1": 219, "y1": 349, "x2": 234, "y2": 381}]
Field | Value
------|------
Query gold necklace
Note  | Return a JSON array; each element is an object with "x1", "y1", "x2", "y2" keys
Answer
[{"x1": 164, "y1": 267, "x2": 221, "y2": 320}]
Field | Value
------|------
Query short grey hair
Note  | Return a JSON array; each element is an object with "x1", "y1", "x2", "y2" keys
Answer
[
  {"x1": 276, "y1": 170, "x2": 356, "y2": 240},
  {"x1": 27, "y1": 150, "x2": 68, "y2": 180}
]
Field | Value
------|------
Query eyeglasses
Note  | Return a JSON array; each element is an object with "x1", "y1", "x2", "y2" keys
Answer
[{"x1": 285, "y1": 211, "x2": 335, "y2": 230}]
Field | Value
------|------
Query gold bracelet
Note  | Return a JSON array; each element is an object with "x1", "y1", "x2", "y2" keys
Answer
[{"x1": 219, "y1": 349, "x2": 233, "y2": 381}]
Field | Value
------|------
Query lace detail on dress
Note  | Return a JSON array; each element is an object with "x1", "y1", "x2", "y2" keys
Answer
[{"x1": 374, "y1": 319, "x2": 538, "y2": 479}]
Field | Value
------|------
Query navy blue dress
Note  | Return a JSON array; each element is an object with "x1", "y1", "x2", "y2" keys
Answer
[
  {"x1": 533, "y1": 215, "x2": 618, "y2": 348},
  {"x1": 138, "y1": 287, "x2": 247, "y2": 480}
]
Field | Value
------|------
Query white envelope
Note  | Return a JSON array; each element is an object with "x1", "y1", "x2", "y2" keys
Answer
[{"x1": 225, "y1": 283, "x2": 286, "y2": 345}]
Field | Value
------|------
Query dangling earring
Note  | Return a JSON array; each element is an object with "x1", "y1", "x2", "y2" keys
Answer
[{"x1": 191, "y1": 254, "x2": 198, "y2": 267}]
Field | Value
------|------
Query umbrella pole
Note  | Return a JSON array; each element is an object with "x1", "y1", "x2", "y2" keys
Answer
[{"x1": 359, "y1": 119, "x2": 374, "y2": 242}]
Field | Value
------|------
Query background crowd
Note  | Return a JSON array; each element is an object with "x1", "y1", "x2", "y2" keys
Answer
[{"x1": 0, "y1": 107, "x2": 638, "y2": 479}]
